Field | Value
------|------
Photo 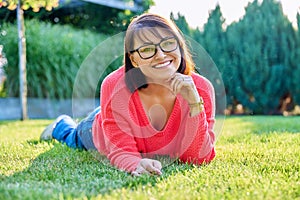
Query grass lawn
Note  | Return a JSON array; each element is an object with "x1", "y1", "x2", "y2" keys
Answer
[{"x1": 0, "y1": 116, "x2": 299, "y2": 200}]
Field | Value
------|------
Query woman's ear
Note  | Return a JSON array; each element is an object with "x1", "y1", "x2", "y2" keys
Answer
[{"x1": 129, "y1": 54, "x2": 138, "y2": 68}]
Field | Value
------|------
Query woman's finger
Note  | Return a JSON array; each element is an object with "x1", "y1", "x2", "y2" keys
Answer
[
  {"x1": 131, "y1": 166, "x2": 150, "y2": 176},
  {"x1": 145, "y1": 162, "x2": 162, "y2": 175},
  {"x1": 170, "y1": 76, "x2": 182, "y2": 93},
  {"x1": 153, "y1": 160, "x2": 162, "y2": 171},
  {"x1": 140, "y1": 159, "x2": 162, "y2": 175},
  {"x1": 171, "y1": 75, "x2": 187, "y2": 94}
]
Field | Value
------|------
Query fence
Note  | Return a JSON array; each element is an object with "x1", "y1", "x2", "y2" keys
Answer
[{"x1": 0, "y1": 98, "x2": 99, "y2": 120}]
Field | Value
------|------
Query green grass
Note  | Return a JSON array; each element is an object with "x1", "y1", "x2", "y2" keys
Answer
[{"x1": 0, "y1": 116, "x2": 299, "y2": 200}]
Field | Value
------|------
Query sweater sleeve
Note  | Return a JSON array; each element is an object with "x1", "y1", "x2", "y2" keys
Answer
[
  {"x1": 95, "y1": 70, "x2": 142, "y2": 172},
  {"x1": 179, "y1": 74, "x2": 216, "y2": 164}
]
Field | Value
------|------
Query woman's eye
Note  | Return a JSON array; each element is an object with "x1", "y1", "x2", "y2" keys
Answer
[
  {"x1": 162, "y1": 42, "x2": 172, "y2": 47},
  {"x1": 140, "y1": 46, "x2": 154, "y2": 53}
]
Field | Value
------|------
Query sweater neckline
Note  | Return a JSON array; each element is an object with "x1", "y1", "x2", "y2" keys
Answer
[{"x1": 133, "y1": 91, "x2": 180, "y2": 133}]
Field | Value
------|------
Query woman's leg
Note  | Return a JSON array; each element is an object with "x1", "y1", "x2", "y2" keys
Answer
[
  {"x1": 51, "y1": 115, "x2": 85, "y2": 149},
  {"x1": 40, "y1": 107, "x2": 100, "y2": 150},
  {"x1": 76, "y1": 107, "x2": 101, "y2": 150}
]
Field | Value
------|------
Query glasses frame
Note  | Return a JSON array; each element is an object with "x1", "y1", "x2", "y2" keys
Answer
[{"x1": 130, "y1": 37, "x2": 179, "y2": 60}]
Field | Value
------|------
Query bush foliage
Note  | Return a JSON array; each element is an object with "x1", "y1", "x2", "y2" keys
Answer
[
  {"x1": 0, "y1": 0, "x2": 154, "y2": 34},
  {"x1": 172, "y1": 0, "x2": 300, "y2": 114},
  {"x1": 1, "y1": 0, "x2": 300, "y2": 115},
  {"x1": 0, "y1": 20, "x2": 116, "y2": 99}
]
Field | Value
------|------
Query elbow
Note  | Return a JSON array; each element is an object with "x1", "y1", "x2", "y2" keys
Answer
[{"x1": 181, "y1": 147, "x2": 216, "y2": 165}]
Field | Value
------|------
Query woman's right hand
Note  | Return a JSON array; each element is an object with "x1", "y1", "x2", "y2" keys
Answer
[{"x1": 131, "y1": 158, "x2": 162, "y2": 176}]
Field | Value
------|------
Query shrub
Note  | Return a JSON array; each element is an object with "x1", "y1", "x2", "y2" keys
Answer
[
  {"x1": 0, "y1": 20, "x2": 123, "y2": 99},
  {"x1": 0, "y1": 45, "x2": 7, "y2": 97}
]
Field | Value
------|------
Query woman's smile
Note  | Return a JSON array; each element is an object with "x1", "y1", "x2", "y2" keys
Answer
[{"x1": 152, "y1": 60, "x2": 172, "y2": 69}]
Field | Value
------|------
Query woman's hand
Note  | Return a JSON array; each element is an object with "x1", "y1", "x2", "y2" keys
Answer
[
  {"x1": 131, "y1": 158, "x2": 162, "y2": 176},
  {"x1": 168, "y1": 73, "x2": 200, "y2": 105},
  {"x1": 168, "y1": 73, "x2": 204, "y2": 117}
]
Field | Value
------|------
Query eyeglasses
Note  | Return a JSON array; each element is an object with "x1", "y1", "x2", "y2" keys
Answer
[{"x1": 130, "y1": 37, "x2": 178, "y2": 59}]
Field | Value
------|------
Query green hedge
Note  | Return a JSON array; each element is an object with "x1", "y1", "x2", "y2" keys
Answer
[
  {"x1": 0, "y1": 20, "x2": 124, "y2": 99},
  {"x1": 172, "y1": 1, "x2": 300, "y2": 114}
]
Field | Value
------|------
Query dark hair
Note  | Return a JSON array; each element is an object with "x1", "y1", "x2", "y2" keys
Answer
[{"x1": 124, "y1": 13, "x2": 194, "y2": 93}]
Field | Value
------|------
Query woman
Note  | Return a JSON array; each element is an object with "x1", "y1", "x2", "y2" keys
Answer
[{"x1": 40, "y1": 13, "x2": 216, "y2": 176}]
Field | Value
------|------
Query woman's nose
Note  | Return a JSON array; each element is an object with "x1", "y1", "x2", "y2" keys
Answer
[{"x1": 155, "y1": 47, "x2": 166, "y2": 59}]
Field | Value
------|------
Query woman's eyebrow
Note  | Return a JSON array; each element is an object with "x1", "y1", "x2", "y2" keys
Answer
[
  {"x1": 141, "y1": 36, "x2": 171, "y2": 45},
  {"x1": 141, "y1": 41, "x2": 154, "y2": 45}
]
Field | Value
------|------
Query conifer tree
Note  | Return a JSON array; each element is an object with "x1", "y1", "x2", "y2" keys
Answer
[
  {"x1": 225, "y1": 0, "x2": 294, "y2": 114},
  {"x1": 289, "y1": 13, "x2": 300, "y2": 107},
  {"x1": 200, "y1": 4, "x2": 229, "y2": 109},
  {"x1": 170, "y1": 12, "x2": 191, "y2": 36}
]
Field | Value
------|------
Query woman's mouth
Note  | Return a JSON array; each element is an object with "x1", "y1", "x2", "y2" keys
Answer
[{"x1": 152, "y1": 60, "x2": 172, "y2": 69}]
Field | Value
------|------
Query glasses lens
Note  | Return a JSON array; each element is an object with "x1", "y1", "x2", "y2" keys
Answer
[
  {"x1": 160, "y1": 38, "x2": 178, "y2": 52},
  {"x1": 138, "y1": 45, "x2": 156, "y2": 59},
  {"x1": 136, "y1": 37, "x2": 178, "y2": 59}
]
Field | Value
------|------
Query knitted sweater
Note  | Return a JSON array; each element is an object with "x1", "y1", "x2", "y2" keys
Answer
[{"x1": 92, "y1": 66, "x2": 216, "y2": 172}]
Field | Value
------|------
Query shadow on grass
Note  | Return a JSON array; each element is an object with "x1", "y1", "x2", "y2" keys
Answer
[
  {"x1": 0, "y1": 139, "x2": 191, "y2": 199},
  {"x1": 224, "y1": 116, "x2": 300, "y2": 134},
  {"x1": 246, "y1": 116, "x2": 299, "y2": 134},
  {"x1": 215, "y1": 116, "x2": 300, "y2": 148}
]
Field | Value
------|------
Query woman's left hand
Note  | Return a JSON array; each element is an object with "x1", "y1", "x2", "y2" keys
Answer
[
  {"x1": 131, "y1": 158, "x2": 162, "y2": 176},
  {"x1": 168, "y1": 73, "x2": 200, "y2": 104}
]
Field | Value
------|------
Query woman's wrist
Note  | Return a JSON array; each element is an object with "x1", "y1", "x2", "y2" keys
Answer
[{"x1": 188, "y1": 98, "x2": 204, "y2": 117}]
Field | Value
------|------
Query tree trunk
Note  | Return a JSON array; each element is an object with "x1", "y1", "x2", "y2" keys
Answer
[{"x1": 17, "y1": 1, "x2": 28, "y2": 120}]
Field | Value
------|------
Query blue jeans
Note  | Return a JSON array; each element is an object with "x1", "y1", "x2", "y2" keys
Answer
[{"x1": 52, "y1": 107, "x2": 100, "y2": 150}]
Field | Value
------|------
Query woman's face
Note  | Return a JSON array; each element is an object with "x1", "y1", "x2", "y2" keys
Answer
[{"x1": 129, "y1": 28, "x2": 181, "y2": 82}]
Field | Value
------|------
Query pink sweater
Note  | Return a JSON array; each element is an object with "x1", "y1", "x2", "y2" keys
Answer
[{"x1": 92, "y1": 66, "x2": 216, "y2": 172}]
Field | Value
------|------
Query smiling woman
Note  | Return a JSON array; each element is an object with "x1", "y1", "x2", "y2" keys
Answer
[{"x1": 40, "y1": 13, "x2": 216, "y2": 177}]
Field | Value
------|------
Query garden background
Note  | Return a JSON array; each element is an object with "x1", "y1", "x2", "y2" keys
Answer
[
  {"x1": 1, "y1": 0, "x2": 300, "y2": 119},
  {"x1": 0, "y1": 0, "x2": 299, "y2": 199}
]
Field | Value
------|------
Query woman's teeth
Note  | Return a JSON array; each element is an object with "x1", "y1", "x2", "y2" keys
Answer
[{"x1": 153, "y1": 61, "x2": 171, "y2": 69}]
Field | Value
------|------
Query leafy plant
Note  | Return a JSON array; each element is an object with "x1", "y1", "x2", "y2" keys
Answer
[
  {"x1": 0, "y1": 20, "x2": 112, "y2": 99},
  {"x1": 172, "y1": 0, "x2": 300, "y2": 114}
]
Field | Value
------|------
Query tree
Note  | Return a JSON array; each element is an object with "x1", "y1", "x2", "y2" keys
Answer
[
  {"x1": 200, "y1": 4, "x2": 229, "y2": 112},
  {"x1": 226, "y1": 0, "x2": 294, "y2": 114},
  {"x1": 289, "y1": 12, "x2": 300, "y2": 107},
  {"x1": 1, "y1": 0, "x2": 154, "y2": 34},
  {"x1": 170, "y1": 12, "x2": 191, "y2": 36},
  {"x1": 0, "y1": 0, "x2": 59, "y2": 120}
]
